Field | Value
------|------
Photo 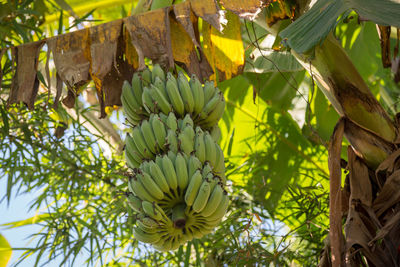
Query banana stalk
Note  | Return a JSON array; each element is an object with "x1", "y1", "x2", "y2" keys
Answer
[{"x1": 172, "y1": 203, "x2": 187, "y2": 229}]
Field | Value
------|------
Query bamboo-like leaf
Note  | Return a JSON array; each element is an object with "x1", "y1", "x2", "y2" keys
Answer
[{"x1": 1, "y1": 214, "x2": 51, "y2": 228}]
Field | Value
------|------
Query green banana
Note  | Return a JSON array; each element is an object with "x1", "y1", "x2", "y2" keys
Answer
[
  {"x1": 142, "y1": 86, "x2": 157, "y2": 113},
  {"x1": 167, "y1": 150, "x2": 177, "y2": 164},
  {"x1": 129, "y1": 177, "x2": 157, "y2": 202},
  {"x1": 182, "y1": 124, "x2": 195, "y2": 140},
  {"x1": 140, "y1": 215, "x2": 159, "y2": 228},
  {"x1": 196, "y1": 92, "x2": 220, "y2": 122},
  {"x1": 210, "y1": 125, "x2": 221, "y2": 143},
  {"x1": 152, "y1": 64, "x2": 166, "y2": 82},
  {"x1": 192, "y1": 179, "x2": 211, "y2": 213},
  {"x1": 200, "y1": 184, "x2": 223, "y2": 217},
  {"x1": 137, "y1": 219, "x2": 157, "y2": 233},
  {"x1": 122, "y1": 80, "x2": 143, "y2": 114},
  {"x1": 175, "y1": 152, "x2": 189, "y2": 190},
  {"x1": 132, "y1": 126, "x2": 154, "y2": 159},
  {"x1": 202, "y1": 162, "x2": 212, "y2": 177},
  {"x1": 166, "y1": 112, "x2": 178, "y2": 132},
  {"x1": 121, "y1": 92, "x2": 142, "y2": 125},
  {"x1": 208, "y1": 193, "x2": 229, "y2": 221},
  {"x1": 141, "y1": 68, "x2": 152, "y2": 87},
  {"x1": 133, "y1": 227, "x2": 160, "y2": 244},
  {"x1": 177, "y1": 72, "x2": 194, "y2": 114},
  {"x1": 191, "y1": 226, "x2": 204, "y2": 238},
  {"x1": 184, "y1": 170, "x2": 203, "y2": 206},
  {"x1": 189, "y1": 75, "x2": 204, "y2": 115},
  {"x1": 213, "y1": 143, "x2": 225, "y2": 180},
  {"x1": 154, "y1": 237, "x2": 172, "y2": 251},
  {"x1": 204, "y1": 132, "x2": 217, "y2": 167},
  {"x1": 153, "y1": 76, "x2": 169, "y2": 100},
  {"x1": 165, "y1": 129, "x2": 178, "y2": 153},
  {"x1": 166, "y1": 73, "x2": 185, "y2": 116},
  {"x1": 203, "y1": 94, "x2": 225, "y2": 127},
  {"x1": 126, "y1": 193, "x2": 142, "y2": 212},
  {"x1": 151, "y1": 114, "x2": 167, "y2": 149},
  {"x1": 141, "y1": 119, "x2": 157, "y2": 154},
  {"x1": 125, "y1": 149, "x2": 140, "y2": 169},
  {"x1": 207, "y1": 173, "x2": 219, "y2": 193},
  {"x1": 125, "y1": 133, "x2": 144, "y2": 162},
  {"x1": 142, "y1": 200, "x2": 163, "y2": 221},
  {"x1": 170, "y1": 238, "x2": 181, "y2": 251},
  {"x1": 203, "y1": 80, "x2": 216, "y2": 103},
  {"x1": 178, "y1": 129, "x2": 194, "y2": 155},
  {"x1": 194, "y1": 127, "x2": 206, "y2": 163},
  {"x1": 161, "y1": 155, "x2": 178, "y2": 191},
  {"x1": 178, "y1": 113, "x2": 194, "y2": 130},
  {"x1": 188, "y1": 154, "x2": 202, "y2": 178},
  {"x1": 139, "y1": 172, "x2": 164, "y2": 200},
  {"x1": 131, "y1": 72, "x2": 143, "y2": 106},
  {"x1": 148, "y1": 160, "x2": 170, "y2": 193},
  {"x1": 149, "y1": 84, "x2": 172, "y2": 115}
]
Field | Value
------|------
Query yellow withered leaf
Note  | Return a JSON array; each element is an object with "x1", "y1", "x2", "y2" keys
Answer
[{"x1": 202, "y1": 11, "x2": 244, "y2": 81}]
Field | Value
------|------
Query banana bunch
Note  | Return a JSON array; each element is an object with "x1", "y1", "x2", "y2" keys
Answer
[
  {"x1": 121, "y1": 65, "x2": 225, "y2": 129},
  {"x1": 124, "y1": 112, "x2": 225, "y2": 182},
  {"x1": 126, "y1": 154, "x2": 229, "y2": 251},
  {"x1": 121, "y1": 65, "x2": 228, "y2": 251}
]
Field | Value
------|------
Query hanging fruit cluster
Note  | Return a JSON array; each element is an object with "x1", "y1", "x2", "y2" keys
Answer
[{"x1": 121, "y1": 65, "x2": 228, "y2": 251}]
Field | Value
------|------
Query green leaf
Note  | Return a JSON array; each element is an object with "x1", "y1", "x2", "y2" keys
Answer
[
  {"x1": 280, "y1": 0, "x2": 400, "y2": 53},
  {"x1": 1, "y1": 214, "x2": 51, "y2": 228},
  {"x1": 219, "y1": 75, "x2": 328, "y2": 211},
  {"x1": 0, "y1": 233, "x2": 12, "y2": 267},
  {"x1": 244, "y1": 35, "x2": 303, "y2": 73}
]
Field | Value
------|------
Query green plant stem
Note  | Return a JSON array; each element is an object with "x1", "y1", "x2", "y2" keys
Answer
[{"x1": 172, "y1": 203, "x2": 186, "y2": 229}]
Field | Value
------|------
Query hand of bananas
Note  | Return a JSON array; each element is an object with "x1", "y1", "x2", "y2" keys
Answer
[
  {"x1": 121, "y1": 65, "x2": 228, "y2": 251},
  {"x1": 121, "y1": 65, "x2": 225, "y2": 129}
]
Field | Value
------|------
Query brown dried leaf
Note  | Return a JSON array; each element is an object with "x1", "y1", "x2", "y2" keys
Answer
[
  {"x1": 202, "y1": 10, "x2": 245, "y2": 81},
  {"x1": 124, "y1": 8, "x2": 174, "y2": 69},
  {"x1": 190, "y1": 0, "x2": 223, "y2": 32},
  {"x1": 347, "y1": 146, "x2": 372, "y2": 207},
  {"x1": 174, "y1": 1, "x2": 200, "y2": 48},
  {"x1": 89, "y1": 20, "x2": 122, "y2": 85},
  {"x1": 170, "y1": 12, "x2": 212, "y2": 81},
  {"x1": 102, "y1": 36, "x2": 134, "y2": 110},
  {"x1": 88, "y1": 19, "x2": 134, "y2": 118},
  {"x1": 368, "y1": 211, "x2": 400, "y2": 245},
  {"x1": 8, "y1": 41, "x2": 44, "y2": 109},
  {"x1": 47, "y1": 28, "x2": 91, "y2": 108},
  {"x1": 376, "y1": 149, "x2": 400, "y2": 177},
  {"x1": 373, "y1": 169, "x2": 400, "y2": 217},
  {"x1": 344, "y1": 205, "x2": 390, "y2": 266},
  {"x1": 219, "y1": 0, "x2": 264, "y2": 20}
]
